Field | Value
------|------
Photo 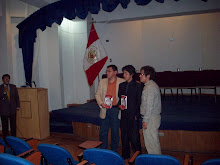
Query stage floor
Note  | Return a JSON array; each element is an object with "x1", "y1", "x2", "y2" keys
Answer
[{"x1": 50, "y1": 95, "x2": 220, "y2": 133}]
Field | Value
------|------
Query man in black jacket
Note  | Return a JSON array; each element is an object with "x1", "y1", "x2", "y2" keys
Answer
[
  {"x1": 118, "y1": 65, "x2": 142, "y2": 159},
  {"x1": 0, "y1": 74, "x2": 20, "y2": 140}
]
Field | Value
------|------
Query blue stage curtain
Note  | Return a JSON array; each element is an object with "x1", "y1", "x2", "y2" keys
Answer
[{"x1": 16, "y1": 0, "x2": 208, "y2": 85}]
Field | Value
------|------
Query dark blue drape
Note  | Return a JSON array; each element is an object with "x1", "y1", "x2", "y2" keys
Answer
[{"x1": 16, "y1": 0, "x2": 208, "y2": 85}]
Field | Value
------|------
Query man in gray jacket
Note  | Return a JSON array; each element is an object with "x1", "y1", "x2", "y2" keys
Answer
[
  {"x1": 0, "y1": 74, "x2": 20, "y2": 140},
  {"x1": 139, "y1": 66, "x2": 161, "y2": 154}
]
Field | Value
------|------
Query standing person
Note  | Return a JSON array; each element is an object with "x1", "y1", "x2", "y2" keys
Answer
[
  {"x1": 95, "y1": 65, "x2": 124, "y2": 152},
  {"x1": 139, "y1": 66, "x2": 162, "y2": 154},
  {"x1": 0, "y1": 74, "x2": 20, "y2": 140},
  {"x1": 118, "y1": 65, "x2": 142, "y2": 159}
]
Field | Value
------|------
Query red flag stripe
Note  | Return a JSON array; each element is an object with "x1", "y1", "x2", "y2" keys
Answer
[
  {"x1": 85, "y1": 56, "x2": 108, "y2": 86},
  {"x1": 86, "y1": 24, "x2": 99, "y2": 49}
]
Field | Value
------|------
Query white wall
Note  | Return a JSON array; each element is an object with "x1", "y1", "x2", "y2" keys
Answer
[
  {"x1": 200, "y1": 13, "x2": 220, "y2": 70},
  {"x1": 9, "y1": 0, "x2": 38, "y2": 17},
  {"x1": 93, "y1": 12, "x2": 220, "y2": 96},
  {"x1": 92, "y1": 0, "x2": 220, "y2": 23},
  {"x1": 9, "y1": 0, "x2": 27, "y2": 17},
  {"x1": 0, "y1": 0, "x2": 38, "y2": 85},
  {"x1": 0, "y1": 0, "x2": 2, "y2": 16},
  {"x1": 0, "y1": 0, "x2": 12, "y2": 82},
  {"x1": 95, "y1": 13, "x2": 219, "y2": 76},
  {"x1": 141, "y1": 15, "x2": 202, "y2": 71},
  {"x1": 0, "y1": 15, "x2": 9, "y2": 77}
]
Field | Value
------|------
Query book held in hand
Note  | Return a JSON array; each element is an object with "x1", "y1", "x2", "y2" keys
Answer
[
  {"x1": 104, "y1": 95, "x2": 113, "y2": 109},
  {"x1": 121, "y1": 95, "x2": 127, "y2": 109}
]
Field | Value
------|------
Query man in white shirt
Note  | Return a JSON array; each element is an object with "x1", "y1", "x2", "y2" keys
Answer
[{"x1": 139, "y1": 66, "x2": 162, "y2": 154}]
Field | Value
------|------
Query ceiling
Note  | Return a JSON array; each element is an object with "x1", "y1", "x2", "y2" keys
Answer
[{"x1": 18, "y1": 0, "x2": 60, "y2": 8}]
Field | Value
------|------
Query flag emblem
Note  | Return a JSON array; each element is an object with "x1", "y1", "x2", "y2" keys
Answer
[{"x1": 86, "y1": 46, "x2": 101, "y2": 64}]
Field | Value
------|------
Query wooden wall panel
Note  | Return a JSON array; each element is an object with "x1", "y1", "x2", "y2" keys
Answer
[
  {"x1": 72, "y1": 122, "x2": 220, "y2": 153},
  {"x1": 38, "y1": 89, "x2": 50, "y2": 139}
]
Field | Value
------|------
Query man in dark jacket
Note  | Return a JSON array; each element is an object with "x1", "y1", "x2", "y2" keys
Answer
[
  {"x1": 118, "y1": 65, "x2": 142, "y2": 159},
  {"x1": 0, "y1": 74, "x2": 20, "y2": 140}
]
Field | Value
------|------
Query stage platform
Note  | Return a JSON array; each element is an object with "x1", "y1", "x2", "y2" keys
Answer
[{"x1": 50, "y1": 95, "x2": 220, "y2": 153}]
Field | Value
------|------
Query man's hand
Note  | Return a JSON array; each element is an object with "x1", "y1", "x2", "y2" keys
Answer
[
  {"x1": 142, "y1": 122, "x2": 147, "y2": 129},
  {"x1": 101, "y1": 103, "x2": 108, "y2": 108},
  {"x1": 118, "y1": 105, "x2": 125, "y2": 110}
]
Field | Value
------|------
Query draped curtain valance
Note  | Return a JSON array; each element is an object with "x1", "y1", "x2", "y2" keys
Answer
[{"x1": 16, "y1": 0, "x2": 207, "y2": 85}]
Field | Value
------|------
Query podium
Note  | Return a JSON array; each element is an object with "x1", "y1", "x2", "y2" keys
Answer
[{"x1": 17, "y1": 88, "x2": 50, "y2": 139}]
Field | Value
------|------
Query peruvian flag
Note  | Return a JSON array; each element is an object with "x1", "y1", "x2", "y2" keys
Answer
[{"x1": 83, "y1": 23, "x2": 108, "y2": 86}]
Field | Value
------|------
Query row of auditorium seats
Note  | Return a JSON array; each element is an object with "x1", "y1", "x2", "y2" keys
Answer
[
  {"x1": 0, "y1": 136, "x2": 41, "y2": 165},
  {"x1": 1, "y1": 136, "x2": 220, "y2": 165}
]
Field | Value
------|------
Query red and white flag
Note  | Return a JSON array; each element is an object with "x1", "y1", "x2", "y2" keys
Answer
[{"x1": 83, "y1": 23, "x2": 108, "y2": 86}]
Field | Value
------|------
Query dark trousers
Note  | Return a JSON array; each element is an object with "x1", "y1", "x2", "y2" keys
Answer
[
  {"x1": 1, "y1": 114, "x2": 16, "y2": 140},
  {"x1": 99, "y1": 107, "x2": 120, "y2": 152},
  {"x1": 120, "y1": 117, "x2": 141, "y2": 158}
]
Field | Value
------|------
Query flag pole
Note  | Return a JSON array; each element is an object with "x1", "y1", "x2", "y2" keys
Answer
[
  {"x1": 91, "y1": 17, "x2": 96, "y2": 24},
  {"x1": 98, "y1": 74, "x2": 100, "y2": 82},
  {"x1": 93, "y1": 18, "x2": 100, "y2": 83}
]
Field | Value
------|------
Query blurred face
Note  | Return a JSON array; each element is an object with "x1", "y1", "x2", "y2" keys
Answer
[
  {"x1": 123, "y1": 70, "x2": 133, "y2": 82},
  {"x1": 139, "y1": 69, "x2": 150, "y2": 84},
  {"x1": 106, "y1": 67, "x2": 117, "y2": 80},
  {"x1": 2, "y1": 76, "x2": 10, "y2": 85}
]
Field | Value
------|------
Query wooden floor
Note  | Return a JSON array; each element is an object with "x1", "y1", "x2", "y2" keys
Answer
[{"x1": 37, "y1": 132, "x2": 220, "y2": 165}]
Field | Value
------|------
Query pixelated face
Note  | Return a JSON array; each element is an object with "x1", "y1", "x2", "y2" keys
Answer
[
  {"x1": 139, "y1": 70, "x2": 149, "y2": 83},
  {"x1": 106, "y1": 67, "x2": 117, "y2": 80},
  {"x1": 123, "y1": 70, "x2": 133, "y2": 82},
  {"x1": 2, "y1": 76, "x2": 10, "y2": 85}
]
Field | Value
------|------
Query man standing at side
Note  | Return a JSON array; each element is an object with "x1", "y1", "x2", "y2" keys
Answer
[
  {"x1": 95, "y1": 65, "x2": 124, "y2": 152},
  {"x1": 139, "y1": 66, "x2": 162, "y2": 154},
  {"x1": 118, "y1": 65, "x2": 142, "y2": 159},
  {"x1": 0, "y1": 74, "x2": 20, "y2": 140}
]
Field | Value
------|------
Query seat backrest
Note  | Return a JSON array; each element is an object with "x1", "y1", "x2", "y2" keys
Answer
[
  {"x1": 202, "y1": 158, "x2": 220, "y2": 165},
  {"x1": 0, "y1": 137, "x2": 14, "y2": 154},
  {"x1": 37, "y1": 143, "x2": 78, "y2": 165},
  {"x1": 135, "y1": 154, "x2": 181, "y2": 165},
  {"x1": 6, "y1": 136, "x2": 32, "y2": 155},
  {"x1": 0, "y1": 153, "x2": 34, "y2": 165},
  {"x1": 0, "y1": 138, "x2": 7, "y2": 149},
  {"x1": 83, "y1": 148, "x2": 125, "y2": 165}
]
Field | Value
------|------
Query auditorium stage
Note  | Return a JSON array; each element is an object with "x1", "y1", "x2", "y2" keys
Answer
[{"x1": 50, "y1": 95, "x2": 220, "y2": 153}]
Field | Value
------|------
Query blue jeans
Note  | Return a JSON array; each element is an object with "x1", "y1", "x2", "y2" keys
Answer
[{"x1": 99, "y1": 107, "x2": 120, "y2": 152}]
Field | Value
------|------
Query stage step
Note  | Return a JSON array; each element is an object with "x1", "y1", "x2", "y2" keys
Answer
[{"x1": 50, "y1": 121, "x2": 73, "y2": 133}]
